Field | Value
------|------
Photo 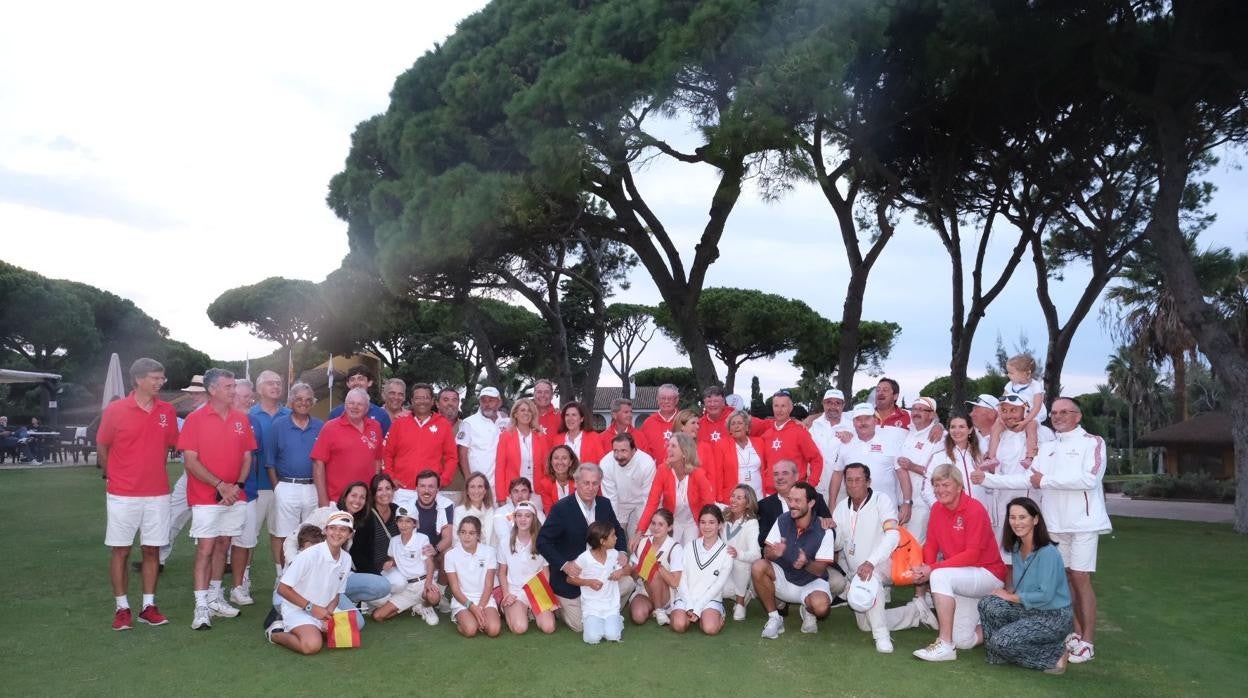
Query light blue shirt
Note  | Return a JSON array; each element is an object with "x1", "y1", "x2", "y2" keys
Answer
[{"x1": 1010, "y1": 543, "x2": 1072, "y2": 611}]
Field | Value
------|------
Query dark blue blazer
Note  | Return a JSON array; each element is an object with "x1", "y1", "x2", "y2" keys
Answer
[{"x1": 536, "y1": 494, "x2": 629, "y2": 599}]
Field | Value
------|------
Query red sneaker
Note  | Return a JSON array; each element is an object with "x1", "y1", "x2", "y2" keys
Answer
[
  {"x1": 138, "y1": 605, "x2": 169, "y2": 626},
  {"x1": 113, "y1": 608, "x2": 133, "y2": 631}
]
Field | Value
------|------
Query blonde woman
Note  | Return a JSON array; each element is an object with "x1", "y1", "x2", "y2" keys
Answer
[
  {"x1": 722, "y1": 484, "x2": 761, "y2": 620},
  {"x1": 674, "y1": 409, "x2": 727, "y2": 501},
  {"x1": 636, "y1": 434, "x2": 715, "y2": 546},
  {"x1": 497, "y1": 501, "x2": 556, "y2": 634},
  {"x1": 496, "y1": 398, "x2": 551, "y2": 499}
]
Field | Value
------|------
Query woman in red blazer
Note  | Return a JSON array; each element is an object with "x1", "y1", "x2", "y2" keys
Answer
[
  {"x1": 496, "y1": 398, "x2": 551, "y2": 498},
  {"x1": 636, "y1": 432, "x2": 715, "y2": 546},
  {"x1": 553, "y1": 401, "x2": 605, "y2": 467},
  {"x1": 536, "y1": 445, "x2": 581, "y2": 514},
  {"x1": 716, "y1": 409, "x2": 766, "y2": 503}
]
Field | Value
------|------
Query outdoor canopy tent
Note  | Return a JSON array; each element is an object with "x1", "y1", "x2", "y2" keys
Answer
[{"x1": 0, "y1": 369, "x2": 64, "y2": 425}]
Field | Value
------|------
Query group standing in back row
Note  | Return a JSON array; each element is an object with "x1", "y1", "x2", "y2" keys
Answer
[{"x1": 99, "y1": 355, "x2": 1107, "y2": 671}]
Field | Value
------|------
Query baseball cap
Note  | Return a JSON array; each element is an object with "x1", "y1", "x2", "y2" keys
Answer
[
  {"x1": 850, "y1": 403, "x2": 874, "y2": 419},
  {"x1": 847, "y1": 575, "x2": 882, "y2": 613},
  {"x1": 911, "y1": 396, "x2": 937, "y2": 412},
  {"x1": 395, "y1": 506, "x2": 417, "y2": 521},
  {"x1": 823, "y1": 389, "x2": 845, "y2": 401},
  {"x1": 513, "y1": 501, "x2": 539, "y2": 516},
  {"x1": 326, "y1": 512, "x2": 355, "y2": 531},
  {"x1": 479, "y1": 387, "x2": 501, "y2": 399},
  {"x1": 965, "y1": 394, "x2": 999, "y2": 410}
]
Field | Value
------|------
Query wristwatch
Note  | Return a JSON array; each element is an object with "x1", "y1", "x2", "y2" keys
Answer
[
  {"x1": 903, "y1": 499, "x2": 913, "y2": 506},
  {"x1": 304, "y1": 601, "x2": 314, "y2": 613}
]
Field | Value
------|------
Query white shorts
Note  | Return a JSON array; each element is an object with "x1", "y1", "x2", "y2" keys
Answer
[
  {"x1": 189, "y1": 502, "x2": 248, "y2": 539},
  {"x1": 928, "y1": 566, "x2": 1003, "y2": 650},
  {"x1": 272, "y1": 481, "x2": 318, "y2": 537},
  {"x1": 676, "y1": 599, "x2": 724, "y2": 616},
  {"x1": 234, "y1": 490, "x2": 275, "y2": 549},
  {"x1": 1051, "y1": 531, "x2": 1099, "y2": 572},
  {"x1": 450, "y1": 595, "x2": 498, "y2": 617},
  {"x1": 105, "y1": 494, "x2": 172, "y2": 547},
  {"x1": 770, "y1": 563, "x2": 832, "y2": 605},
  {"x1": 390, "y1": 579, "x2": 432, "y2": 612},
  {"x1": 280, "y1": 602, "x2": 326, "y2": 632}
]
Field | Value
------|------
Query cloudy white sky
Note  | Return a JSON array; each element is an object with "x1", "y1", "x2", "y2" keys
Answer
[{"x1": 3, "y1": 1, "x2": 1246, "y2": 402}]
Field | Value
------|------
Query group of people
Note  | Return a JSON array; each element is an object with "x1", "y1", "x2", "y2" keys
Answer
[{"x1": 98, "y1": 353, "x2": 1109, "y2": 672}]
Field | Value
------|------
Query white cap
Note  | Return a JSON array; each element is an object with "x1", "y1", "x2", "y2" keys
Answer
[
  {"x1": 823, "y1": 389, "x2": 845, "y2": 401},
  {"x1": 965, "y1": 394, "x2": 999, "y2": 410},
  {"x1": 479, "y1": 387, "x2": 501, "y2": 399},
  {"x1": 847, "y1": 575, "x2": 882, "y2": 613},
  {"x1": 850, "y1": 403, "x2": 874, "y2": 419},
  {"x1": 911, "y1": 396, "x2": 937, "y2": 412},
  {"x1": 326, "y1": 511, "x2": 355, "y2": 531},
  {"x1": 725, "y1": 394, "x2": 746, "y2": 411}
]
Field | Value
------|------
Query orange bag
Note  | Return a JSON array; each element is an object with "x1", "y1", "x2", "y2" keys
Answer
[{"x1": 890, "y1": 526, "x2": 922, "y2": 586}]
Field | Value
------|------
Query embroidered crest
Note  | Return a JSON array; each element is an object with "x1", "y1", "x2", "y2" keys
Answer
[
  {"x1": 233, "y1": 421, "x2": 244, "y2": 435},
  {"x1": 710, "y1": 431, "x2": 722, "y2": 442},
  {"x1": 430, "y1": 425, "x2": 438, "y2": 433},
  {"x1": 953, "y1": 515, "x2": 965, "y2": 532},
  {"x1": 662, "y1": 430, "x2": 672, "y2": 441},
  {"x1": 914, "y1": 442, "x2": 924, "y2": 450},
  {"x1": 158, "y1": 414, "x2": 168, "y2": 428},
  {"x1": 771, "y1": 438, "x2": 782, "y2": 451},
  {"x1": 457, "y1": 431, "x2": 466, "y2": 440},
  {"x1": 869, "y1": 443, "x2": 883, "y2": 452}
]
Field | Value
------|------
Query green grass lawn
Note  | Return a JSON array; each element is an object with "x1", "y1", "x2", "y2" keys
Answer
[{"x1": 5, "y1": 463, "x2": 1245, "y2": 697}]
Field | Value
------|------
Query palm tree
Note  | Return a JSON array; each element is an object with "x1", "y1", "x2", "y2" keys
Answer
[
  {"x1": 1105, "y1": 345, "x2": 1166, "y2": 469},
  {"x1": 1104, "y1": 238, "x2": 1234, "y2": 421}
]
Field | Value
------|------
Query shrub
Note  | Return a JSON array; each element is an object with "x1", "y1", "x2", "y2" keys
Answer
[{"x1": 1122, "y1": 473, "x2": 1235, "y2": 502}]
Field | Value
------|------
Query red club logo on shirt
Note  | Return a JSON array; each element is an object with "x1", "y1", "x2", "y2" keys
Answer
[
  {"x1": 361, "y1": 431, "x2": 378, "y2": 448},
  {"x1": 158, "y1": 414, "x2": 168, "y2": 428},
  {"x1": 771, "y1": 438, "x2": 782, "y2": 451},
  {"x1": 430, "y1": 425, "x2": 438, "y2": 433},
  {"x1": 662, "y1": 430, "x2": 672, "y2": 442},
  {"x1": 914, "y1": 442, "x2": 924, "y2": 450},
  {"x1": 869, "y1": 444, "x2": 882, "y2": 453},
  {"x1": 233, "y1": 421, "x2": 244, "y2": 435},
  {"x1": 710, "y1": 431, "x2": 722, "y2": 442},
  {"x1": 953, "y1": 515, "x2": 965, "y2": 532}
]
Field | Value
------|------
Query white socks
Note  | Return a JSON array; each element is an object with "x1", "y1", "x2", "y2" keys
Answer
[{"x1": 115, "y1": 595, "x2": 129, "y2": 611}]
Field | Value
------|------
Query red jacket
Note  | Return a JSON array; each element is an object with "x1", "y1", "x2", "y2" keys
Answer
[
  {"x1": 639, "y1": 411, "x2": 678, "y2": 464},
  {"x1": 599, "y1": 423, "x2": 652, "y2": 460},
  {"x1": 495, "y1": 429, "x2": 551, "y2": 496},
  {"x1": 637, "y1": 465, "x2": 715, "y2": 535},
  {"x1": 553, "y1": 431, "x2": 605, "y2": 469},
  {"x1": 760, "y1": 420, "x2": 824, "y2": 495},
  {"x1": 537, "y1": 476, "x2": 580, "y2": 514},
  {"x1": 382, "y1": 413, "x2": 457, "y2": 489},
  {"x1": 925, "y1": 493, "x2": 1007, "y2": 581},
  {"x1": 715, "y1": 435, "x2": 766, "y2": 502}
]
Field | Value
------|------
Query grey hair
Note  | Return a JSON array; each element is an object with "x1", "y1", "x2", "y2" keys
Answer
[
  {"x1": 610, "y1": 397, "x2": 633, "y2": 413},
  {"x1": 288, "y1": 382, "x2": 315, "y2": 405},
  {"x1": 234, "y1": 378, "x2": 254, "y2": 392},
  {"x1": 534, "y1": 378, "x2": 555, "y2": 392},
  {"x1": 129, "y1": 358, "x2": 165, "y2": 382},
  {"x1": 929, "y1": 463, "x2": 964, "y2": 489},
  {"x1": 574, "y1": 461, "x2": 603, "y2": 481},
  {"x1": 727, "y1": 408, "x2": 752, "y2": 433},
  {"x1": 657, "y1": 383, "x2": 679, "y2": 397},
  {"x1": 383, "y1": 377, "x2": 407, "y2": 392},
  {"x1": 203, "y1": 368, "x2": 235, "y2": 391},
  {"x1": 345, "y1": 387, "x2": 371, "y2": 404},
  {"x1": 255, "y1": 370, "x2": 282, "y2": 387}
]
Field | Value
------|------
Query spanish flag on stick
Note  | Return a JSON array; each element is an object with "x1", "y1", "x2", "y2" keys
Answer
[
  {"x1": 326, "y1": 609, "x2": 361, "y2": 648},
  {"x1": 523, "y1": 571, "x2": 559, "y2": 614},
  {"x1": 636, "y1": 538, "x2": 660, "y2": 583}
]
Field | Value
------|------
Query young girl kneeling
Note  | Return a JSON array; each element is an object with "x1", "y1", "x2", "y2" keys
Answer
[
  {"x1": 570, "y1": 521, "x2": 631, "y2": 645},
  {"x1": 444, "y1": 516, "x2": 501, "y2": 638},
  {"x1": 498, "y1": 502, "x2": 557, "y2": 634},
  {"x1": 628, "y1": 509, "x2": 683, "y2": 626},
  {"x1": 671, "y1": 505, "x2": 733, "y2": 635}
]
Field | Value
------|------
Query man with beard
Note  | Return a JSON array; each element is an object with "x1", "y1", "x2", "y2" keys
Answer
[{"x1": 456, "y1": 387, "x2": 509, "y2": 492}]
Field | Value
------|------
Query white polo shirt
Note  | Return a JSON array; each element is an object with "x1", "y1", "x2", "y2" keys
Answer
[
  {"x1": 599, "y1": 449, "x2": 657, "y2": 515},
  {"x1": 810, "y1": 413, "x2": 853, "y2": 497},
  {"x1": 279, "y1": 540, "x2": 351, "y2": 608},
  {"x1": 898, "y1": 423, "x2": 939, "y2": 508},
  {"x1": 388, "y1": 530, "x2": 432, "y2": 580},
  {"x1": 838, "y1": 430, "x2": 901, "y2": 504},
  {"x1": 456, "y1": 411, "x2": 509, "y2": 486}
]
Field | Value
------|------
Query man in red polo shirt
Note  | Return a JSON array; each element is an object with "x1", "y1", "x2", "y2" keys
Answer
[
  {"x1": 875, "y1": 378, "x2": 912, "y2": 431},
  {"x1": 383, "y1": 382, "x2": 457, "y2": 500},
  {"x1": 639, "y1": 383, "x2": 680, "y2": 463},
  {"x1": 760, "y1": 390, "x2": 823, "y2": 495},
  {"x1": 598, "y1": 397, "x2": 652, "y2": 456},
  {"x1": 312, "y1": 387, "x2": 383, "y2": 506},
  {"x1": 98, "y1": 357, "x2": 180, "y2": 631},
  {"x1": 533, "y1": 379, "x2": 562, "y2": 437},
  {"x1": 698, "y1": 386, "x2": 731, "y2": 446},
  {"x1": 178, "y1": 368, "x2": 257, "y2": 630}
]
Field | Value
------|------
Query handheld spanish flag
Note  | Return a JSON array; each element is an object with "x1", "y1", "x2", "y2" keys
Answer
[
  {"x1": 522, "y1": 571, "x2": 559, "y2": 614},
  {"x1": 636, "y1": 538, "x2": 660, "y2": 583},
  {"x1": 325, "y1": 609, "x2": 361, "y2": 649}
]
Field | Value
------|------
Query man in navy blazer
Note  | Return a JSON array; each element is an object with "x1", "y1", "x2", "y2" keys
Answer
[{"x1": 536, "y1": 461, "x2": 634, "y2": 631}]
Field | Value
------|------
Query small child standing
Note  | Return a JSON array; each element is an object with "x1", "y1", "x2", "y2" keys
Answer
[
  {"x1": 268, "y1": 512, "x2": 356, "y2": 655},
  {"x1": 988, "y1": 354, "x2": 1046, "y2": 465},
  {"x1": 570, "y1": 521, "x2": 632, "y2": 645},
  {"x1": 373, "y1": 506, "x2": 440, "y2": 625}
]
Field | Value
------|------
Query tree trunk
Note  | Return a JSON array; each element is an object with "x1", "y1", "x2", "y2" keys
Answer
[
  {"x1": 836, "y1": 268, "x2": 868, "y2": 396},
  {"x1": 724, "y1": 362, "x2": 740, "y2": 395},
  {"x1": 578, "y1": 292, "x2": 608, "y2": 409},
  {"x1": 463, "y1": 308, "x2": 503, "y2": 388}
]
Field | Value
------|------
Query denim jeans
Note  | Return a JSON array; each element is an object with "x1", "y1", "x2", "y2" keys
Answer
[{"x1": 344, "y1": 572, "x2": 390, "y2": 604}]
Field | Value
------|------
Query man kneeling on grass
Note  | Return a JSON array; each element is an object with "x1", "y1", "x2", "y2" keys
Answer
[{"x1": 268, "y1": 512, "x2": 357, "y2": 654}]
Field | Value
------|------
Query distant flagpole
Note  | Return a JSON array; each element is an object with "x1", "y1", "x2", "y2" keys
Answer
[
  {"x1": 326, "y1": 353, "x2": 334, "y2": 410},
  {"x1": 244, "y1": 352, "x2": 251, "y2": 382},
  {"x1": 287, "y1": 347, "x2": 294, "y2": 388}
]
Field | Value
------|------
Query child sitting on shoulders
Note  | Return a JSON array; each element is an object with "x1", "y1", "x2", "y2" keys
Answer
[{"x1": 987, "y1": 354, "x2": 1045, "y2": 466}]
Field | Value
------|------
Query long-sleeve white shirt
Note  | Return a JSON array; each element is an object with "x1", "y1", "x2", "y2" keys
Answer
[
  {"x1": 832, "y1": 490, "x2": 901, "y2": 572},
  {"x1": 982, "y1": 426, "x2": 1111, "y2": 535},
  {"x1": 677, "y1": 536, "x2": 733, "y2": 615},
  {"x1": 599, "y1": 449, "x2": 657, "y2": 514}
]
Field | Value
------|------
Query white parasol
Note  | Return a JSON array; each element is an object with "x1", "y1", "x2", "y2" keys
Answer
[{"x1": 101, "y1": 353, "x2": 127, "y2": 409}]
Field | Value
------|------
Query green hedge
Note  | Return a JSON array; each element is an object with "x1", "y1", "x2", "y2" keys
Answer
[{"x1": 1121, "y1": 473, "x2": 1236, "y2": 502}]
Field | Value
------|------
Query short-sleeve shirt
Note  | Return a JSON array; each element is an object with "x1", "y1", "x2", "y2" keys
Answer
[
  {"x1": 279, "y1": 541, "x2": 351, "y2": 607},
  {"x1": 574, "y1": 549, "x2": 623, "y2": 618},
  {"x1": 245, "y1": 404, "x2": 291, "y2": 496},
  {"x1": 177, "y1": 405, "x2": 257, "y2": 506},
  {"x1": 97, "y1": 393, "x2": 179, "y2": 496},
  {"x1": 630, "y1": 535, "x2": 684, "y2": 575},
  {"x1": 309, "y1": 414, "x2": 383, "y2": 502},
  {"x1": 445, "y1": 543, "x2": 498, "y2": 603},
  {"x1": 328, "y1": 402, "x2": 392, "y2": 436},
  {"x1": 388, "y1": 530, "x2": 432, "y2": 580},
  {"x1": 456, "y1": 411, "x2": 509, "y2": 485},
  {"x1": 268, "y1": 414, "x2": 323, "y2": 479},
  {"x1": 498, "y1": 538, "x2": 549, "y2": 593}
]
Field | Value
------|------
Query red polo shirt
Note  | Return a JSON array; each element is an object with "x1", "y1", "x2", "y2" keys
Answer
[
  {"x1": 876, "y1": 407, "x2": 912, "y2": 430},
  {"x1": 536, "y1": 405, "x2": 562, "y2": 439},
  {"x1": 383, "y1": 413, "x2": 457, "y2": 488},
  {"x1": 760, "y1": 419, "x2": 824, "y2": 495},
  {"x1": 98, "y1": 393, "x2": 179, "y2": 496},
  {"x1": 311, "y1": 413, "x2": 383, "y2": 502},
  {"x1": 178, "y1": 404, "x2": 257, "y2": 506},
  {"x1": 698, "y1": 410, "x2": 731, "y2": 446},
  {"x1": 925, "y1": 492, "x2": 1007, "y2": 581}
]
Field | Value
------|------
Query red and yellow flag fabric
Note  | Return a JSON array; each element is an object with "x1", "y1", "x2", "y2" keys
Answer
[
  {"x1": 523, "y1": 571, "x2": 559, "y2": 614},
  {"x1": 636, "y1": 538, "x2": 660, "y2": 583},
  {"x1": 325, "y1": 609, "x2": 361, "y2": 648}
]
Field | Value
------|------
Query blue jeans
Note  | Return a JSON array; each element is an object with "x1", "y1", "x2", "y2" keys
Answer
[
  {"x1": 583, "y1": 613, "x2": 623, "y2": 644},
  {"x1": 344, "y1": 572, "x2": 389, "y2": 604}
]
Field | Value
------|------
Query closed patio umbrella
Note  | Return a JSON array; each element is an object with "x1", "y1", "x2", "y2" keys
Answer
[{"x1": 101, "y1": 353, "x2": 126, "y2": 409}]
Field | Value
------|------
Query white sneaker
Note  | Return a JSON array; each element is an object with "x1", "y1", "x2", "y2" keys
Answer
[
  {"x1": 799, "y1": 604, "x2": 818, "y2": 634},
  {"x1": 207, "y1": 597, "x2": 240, "y2": 618},
  {"x1": 732, "y1": 603, "x2": 747, "y2": 621},
  {"x1": 415, "y1": 605, "x2": 440, "y2": 626},
  {"x1": 761, "y1": 614, "x2": 785, "y2": 639},
  {"x1": 436, "y1": 596, "x2": 451, "y2": 614},
  {"x1": 654, "y1": 609, "x2": 670, "y2": 626},
  {"x1": 913, "y1": 640, "x2": 957, "y2": 662},
  {"x1": 191, "y1": 605, "x2": 212, "y2": 630},
  {"x1": 1068, "y1": 640, "x2": 1095, "y2": 664},
  {"x1": 875, "y1": 635, "x2": 895, "y2": 653},
  {"x1": 264, "y1": 618, "x2": 284, "y2": 643},
  {"x1": 229, "y1": 586, "x2": 254, "y2": 606},
  {"x1": 1064, "y1": 632, "x2": 1083, "y2": 652},
  {"x1": 914, "y1": 597, "x2": 938, "y2": 630}
]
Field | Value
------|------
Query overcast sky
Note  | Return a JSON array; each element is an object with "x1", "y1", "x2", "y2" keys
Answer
[{"x1": 3, "y1": 1, "x2": 1246, "y2": 403}]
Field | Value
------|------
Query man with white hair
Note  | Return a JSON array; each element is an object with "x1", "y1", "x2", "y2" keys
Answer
[
  {"x1": 832, "y1": 404, "x2": 912, "y2": 521},
  {"x1": 456, "y1": 387, "x2": 509, "y2": 491},
  {"x1": 311, "y1": 387, "x2": 383, "y2": 506},
  {"x1": 381, "y1": 377, "x2": 409, "y2": 424},
  {"x1": 809, "y1": 389, "x2": 853, "y2": 499},
  {"x1": 598, "y1": 397, "x2": 652, "y2": 458},
  {"x1": 640, "y1": 383, "x2": 681, "y2": 464},
  {"x1": 327, "y1": 365, "x2": 392, "y2": 436},
  {"x1": 533, "y1": 379, "x2": 562, "y2": 437}
]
